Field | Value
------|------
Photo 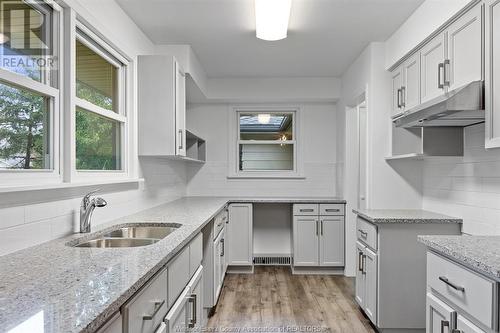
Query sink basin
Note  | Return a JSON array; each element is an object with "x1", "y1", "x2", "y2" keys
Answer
[
  {"x1": 75, "y1": 238, "x2": 159, "y2": 248},
  {"x1": 102, "y1": 226, "x2": 179, "y2": 240}
]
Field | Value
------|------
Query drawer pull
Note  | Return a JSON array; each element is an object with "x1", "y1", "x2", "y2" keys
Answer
[
  {"x1": 188, "y1": 294, "x2": 197, "y2": 328},
  {"x1": 300, "y1": 209, "x2": 314, "y2": 212},
  {"x1": 142, "y1": 300, "x2": 166, "y2": 320},
  {"x1": 325, "y1": 209, "x2": 340, "y2": 212},
  {"x1": 358, "y1": 229, "x2": 368, "y2": 238},
  {"x1": 220, "y1": 238, "x2": 225, "y2": 257},
  {"x1": 439, "y1": 276, "x2": 465, "y2": 292},
  {"x1": 440, "y1": 320, "x2": 449, "y2": 333},
  {"x1": 358, "y1": 252, "x2": 364, "y2": 272}
]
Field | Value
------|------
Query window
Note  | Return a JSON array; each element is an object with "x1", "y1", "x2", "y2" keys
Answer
[
  {"x1": 230, "y1": 109, "x2": 301, "y2": 178},
  {"x1": 74, "y1": 28, "x2": 126, "y2": 172},
  {"x1": 0, "y1": 0, "x2": 59, "y2": 172}
]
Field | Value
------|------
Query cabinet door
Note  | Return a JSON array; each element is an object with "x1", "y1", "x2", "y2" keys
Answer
[
  {"x1": 319, "y1": 217, "x2": 344, "y2": 266},
  {"x1": 485, "y1": 0, "x2": 500, "y2": 148},
  {"x1": 96, "y1": 313, "x2": 122, "y2": 333},
  {"x1": 355, "y1": 242, "x2": 365, "y2": 308},
  {"x1": 426, "y1": 293, "x2": 455, "y2": 333},
  {"x1": 187, "y1": 267, "x2": 203, "y2": 331},
  {"x1": 364, "y1": 247, "x2": 377, "y2": 325},
  {"x1": 165, "y1": 287, "x2": 190, "y2": 333},
  {"x1": 221, "y1": 228, "x2": 227, "y2": 278},
  {"x1": 227, "y1": 203, "x2": 253, "y2": 266},
  {"x1": 213, "y1": 232, "x2": 222, "y2": 301},
  {"x1": 447, "y1": 3, "x2": 483, "y2": 91},
  {"x1": 456, "y1": 315, "x2": 487, "y2": 333},
  {"x1": 391, "y1": 66, "x2": 403, "y2": 117},
  {"x1": 293, "y1": 216, "x2": 320, "y2": 266},
  {"x1": 421, "y1": 33, "x2": 446, "y2": 103},
  {"x1": 403, "y1": 52, "x2": 421, "y2": 111},
  {"x1": 175, "y1": 61, "x2": 186, "y2": 156}
]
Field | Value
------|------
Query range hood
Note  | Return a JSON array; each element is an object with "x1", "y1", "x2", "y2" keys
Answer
[{"x1": 393, "y1": 80, "x2": 485, "y2": 128}]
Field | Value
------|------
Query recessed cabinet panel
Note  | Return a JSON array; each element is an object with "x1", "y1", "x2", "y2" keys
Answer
[
  {"x1": 319, "y1": 217, "x2": 344, "y2": 266},
  {"x1": 175, "y1": 62, "x2": 186, "y2": 157},
  {"x1": 486, "y1": 0, "x2": 500, "y2": 147},
  {"x1": 227, "y1": 203, "x2": 253, "y2": 266},
  {"x1": 355, "y1": 242, "x2": 365, "y2": 308},
  {"x1": 364, "y1": 248, "x2": 377, "y2": 325},
  {"x1": 403, "y1": 53, "x2": 421, "y2": 111},
  {"x1": 293, "y1": 217, "x2": 319, "y2": 266},
  {"x1": 391, "y1": 66, "x2": 403, "y2": 117},
  {"x1": 420, "y1": 34, "x2": 446, "y2": 103},
  {"x1": 426, "y1": 293, "x2": 455, "y2": 333},
  {"x1": 447, "y1": 4, "x2": 483, "y2": 91}
]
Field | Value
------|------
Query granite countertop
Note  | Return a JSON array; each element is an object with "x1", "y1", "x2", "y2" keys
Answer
[
  {"x1": 418, "y1": 235, "x2": 500, "y2": 281},
  {"x1": 353, "y1": 208, "x2": 462, "y2": 224},
  {"x1": 0, "y1": 196, "x2": 342, "y2": 333}
]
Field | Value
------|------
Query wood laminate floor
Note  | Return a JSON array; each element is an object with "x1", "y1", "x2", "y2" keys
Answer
[{"x1": 207, "y1": 266, "x2": 376, "y2": 333}]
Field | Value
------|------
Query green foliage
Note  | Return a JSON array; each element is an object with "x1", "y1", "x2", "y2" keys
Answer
[
  {"x1": 76, "y1": 81, "x2": 113, "y2": 111},
  {"x1": 75, "y1": 108, "x2": 120, "y2": 170}
]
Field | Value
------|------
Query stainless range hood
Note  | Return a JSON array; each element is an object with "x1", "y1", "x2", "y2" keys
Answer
[{"x1": 393, "y1": 80, "x2": 485, "y2": 128}]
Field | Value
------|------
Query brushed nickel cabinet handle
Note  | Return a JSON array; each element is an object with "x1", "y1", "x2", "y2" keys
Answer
[
  {"x1": 358, "y1": 252, "x2": 364, "y2": 272},
  {"x1": 440, "y1": 320, "x2": 449, "y2": 333},
  {"x1": 397, "y1": 88, "x2": 402, "y2": 108},
  {"x1": 439, "y1": 276, "x2": 465, "y2": 292},
  {"x1": 325, "y1": 209, "x2": 340, "y2": 212},
  {"x1": 142, "y1": 300, "x2": 165, "y2": 320},
  {"x1": 438, "y1": 63, "x2": 445, "y2": 89},
  {"x1": 178, "y1": 129, "x2": 183, "y2": 150},
  {"x1": 220, "y1": 238, "x2": 225, "y2": 257},
  {"x1": 444, "y1": 59, "x2": 451, "y2": 87},
  {"x1": 362, "y1": 255, "x2": 367, "y2": 275},
  {"x1": 320, "y1": 220, "x2": 324, "y2": 235},
  {"x1": 188, "y1": 294, "x2": 197, "y2": 328},
  {"x1": 358, "y1": 229, "x2": 368, "y2": 239},
  {"x1": 300, "y1": 208, "x2": 314, "y2": 212},
  {"x1": 401, "y1": 86, "x2": 406, "y2": 107}
]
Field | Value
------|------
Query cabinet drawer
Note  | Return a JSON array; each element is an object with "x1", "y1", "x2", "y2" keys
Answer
[
  {"x1": 319, "y1": 204, "x2": 344, "y2": 216},
  {"x1": 356, "y1": 217, "x2": 377, "y2": 251},
  {"x1": 168, "y1": 246, "x2": 190, "y2": 307},
  {"x1": 427, "y1": 252, "x2": 496, "y2": 329},
  {"x1": 293, "y1": 204, "x2": 319, "y2": 216},
  {"x1": 123, "y1": 266, "x2": 168, "y2": 333},
  {"x1": 189, "y1": 233, "x2": 203, "y2": 277}
]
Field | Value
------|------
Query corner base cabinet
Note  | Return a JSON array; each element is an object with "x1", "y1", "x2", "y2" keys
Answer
[{"x1": 353, "y1": 214, "x2": 461, "y2": 333}]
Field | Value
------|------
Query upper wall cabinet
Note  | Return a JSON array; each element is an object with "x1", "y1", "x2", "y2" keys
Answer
[
  {"x1": 391, "y1": 2, "x2": 483, "y2": 113},
  {"x1": 485, "y1": 0, "x2": 500, "y2": 148},
  {"x1": 138, "y1": 55, "x2": 186, "y2": 157}
]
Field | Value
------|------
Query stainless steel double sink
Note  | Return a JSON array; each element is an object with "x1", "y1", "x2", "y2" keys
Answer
[{"x1": 71, "y1": 225, "x2": 180, "y2": 248}]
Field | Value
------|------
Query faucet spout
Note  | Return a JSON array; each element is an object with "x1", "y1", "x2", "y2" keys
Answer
[{"x1": 80, "y1": 190, "x2": 107, "y2": 233}]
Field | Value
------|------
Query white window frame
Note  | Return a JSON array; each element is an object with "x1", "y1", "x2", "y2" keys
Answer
[
  {"x1": 0, "y1": 0, "x2": 62, "y2": 186},
  {"x1": 65, "y1": 17, "x2": 131, "y2": 182},
  {"x1": 228, "y1": 106, "x2": 304, "y2": 179}
]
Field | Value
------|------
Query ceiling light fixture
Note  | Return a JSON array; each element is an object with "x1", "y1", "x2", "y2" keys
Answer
[
  {"x1": 258, "y1": 114, "x2": 271, "y2": 124},
  {"x1": 255, "y1": 0, "x2": 292, "y2": 41}
]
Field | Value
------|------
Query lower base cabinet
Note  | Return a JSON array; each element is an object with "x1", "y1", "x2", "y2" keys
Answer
[{"x1": 355, "y1": 241, "x2": 377, "y2": 325}]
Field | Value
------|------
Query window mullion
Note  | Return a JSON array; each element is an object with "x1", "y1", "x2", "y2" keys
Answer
[{"x1": 75, "y1": 97, "x2": 126, "y2": 123}]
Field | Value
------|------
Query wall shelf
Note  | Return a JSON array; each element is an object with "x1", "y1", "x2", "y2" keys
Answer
[
  {"x1": 185, "y1": 130, "x2": 206, "y2": 163},
  {"x1": 385, "y1": 153, "x2": 425, "y2": 161}
]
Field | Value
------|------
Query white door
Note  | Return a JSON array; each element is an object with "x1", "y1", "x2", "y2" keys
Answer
[
  {"x1": 447, "y1": 3, "x2": 483, "y2": 91},
  {"x1": 293, "y1": 216, "x2": 319, "y2": 266},
  {"x1": 187, "y1": 267, "x2": 203, "y2": 331},
  {"x1": 485, "y1": 0, "x2": 500, "y2": 148},
  {"x1": 165, "y1": 287, "x2": 190, "y2": 333},
  {"x1": 355, "y1": 241, "x2": 365, "y2": 308},
  {"x1": 403, "y1": 52, "x2": 421, "y2": 110},
  {"x1": 364, "y1": 247, "x2": 377, "y2": 325},
  {"x1": 227, "y1": 203, "x2": 253, "y2": 265},
  {"x1": 421, "y1": 33, "x2": 447, "y2": 103},
  {"x1": 456, "y1": 315, "x2": 487, "y2": 333},
  {"x1": 426, "y1": 293, "x2": 456, "y2": 333},
  {"x1": 391, "y1": 66, "x2": 403, "y2": 116},
  {"x1": 175, "y1": 61, "x2": 186, "y2": 156},
  {"x1": 319, "y1": 217, "x2": 344, "y2": 266}
]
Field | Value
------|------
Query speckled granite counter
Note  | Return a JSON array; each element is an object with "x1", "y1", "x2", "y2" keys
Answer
[
  {"x1": 353, "y1": 209, "x2": 462, "y2": 224},
  {"x1": 418, "y1": 235, "x2": 500, "y2": 281},
  {"x1": 0, "y1": 196, "x2": 343, "y2": 333}
]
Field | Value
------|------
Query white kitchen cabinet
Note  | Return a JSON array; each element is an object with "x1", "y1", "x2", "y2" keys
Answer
[
  {"x1": 227, "y1": 203, "x2": 253, "y2": 266},
  {"x1": 485, "y1": 0, "x2": 500, "y2": 148},
  {"x1": 456, "y1": 315, "x2": 487, "y2": 333},
  {"x1": 391, "y1": 65, "x2": 404, "y2": 117},
  {"x1": 96, "y1": 312, "x2": 122, "y2": 333},
  {"x1": 213, "y1": 228, "x2": 225, "y2": 299},
  {"x1": 319, "y1": 216, "x2": 344, "y2": 266},
  {"x1": 138, "y1": 55, "x2": 186, "y2": 157},
  {"x1": 355, "y1": 241, "x2": 377, "y2": 325},
  {"x1": 402, "y1": 52, "x2": 421, "y2": 111},
  {"x1": 426, "y1": 293, "x2": 455, "y2": 333},
  {"x1": 293, "y1": 204, "x2": 345, "y2": 268},
  {"x1": 446, "y1": 3, "x2": 483, "y2": 91},
  {"x1": 187, "y1": 266, "x2": 203, "y2": 331},
  {"x1": 420, "y1": 33, "x2": 447, "y2": 103},
  {"x1": 164, "y1": 286, "x2": 190, "y2": 333},
  {"x1": 168, "y1": 246, "x2": 191, "y2": 307},
  {"x1": 293, "y1": 216, "x2": 319, "y2": 266},
  {"x1": 355, "y1": 242, "x2": 365, "y2": 308}
]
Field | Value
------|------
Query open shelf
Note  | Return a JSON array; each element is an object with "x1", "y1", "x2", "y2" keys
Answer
[
  {"x1": 385, "y1": 153, "x2": 425, "y2": 161},
  {"x1": 185, "y1": 130, "x2": 206, "y2": 163}
]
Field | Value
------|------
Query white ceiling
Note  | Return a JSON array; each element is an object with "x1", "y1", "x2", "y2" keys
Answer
[{"x1": 116, "y1": 0, "x2": 425, "y2": 78}]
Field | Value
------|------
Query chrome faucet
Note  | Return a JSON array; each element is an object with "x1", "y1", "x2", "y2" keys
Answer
[{"x1": 80, "y1": 190, "x2": 107, "y2": 233}]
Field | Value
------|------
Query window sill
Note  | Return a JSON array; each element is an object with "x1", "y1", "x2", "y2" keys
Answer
[{"x1": 0, "y1": 179, "x2": 143, "y2": 207}]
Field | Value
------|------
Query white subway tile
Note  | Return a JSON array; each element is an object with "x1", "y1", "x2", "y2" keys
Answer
[
  {"x1": 0, "y1": 220, "x2": 52, "y2": 256},
  {"x1": 0, "y1": 206, "x2": 25, "y2": 230}
]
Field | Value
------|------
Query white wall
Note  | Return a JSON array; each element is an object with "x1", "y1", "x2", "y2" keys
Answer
[
  {"x1": 186, "y1": 103, "x2": 337, "y2": 197},
  {"x1": 385, "y1": 0, "x2": 473, "y2": 68},
  {"x1": 423, "y1": 125, "x2": 500, "y2": 235},
  {"x1": 0, "y1": 0, "x2": 188, "y2": 256}
]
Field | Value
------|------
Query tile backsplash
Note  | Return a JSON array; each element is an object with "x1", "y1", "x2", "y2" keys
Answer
[
  {"x1": 0, "y1": 158, "x2": 187, "y2": 256},
  {"x1": 423, "y1": 123, "x2": 500, "y2": 235}
]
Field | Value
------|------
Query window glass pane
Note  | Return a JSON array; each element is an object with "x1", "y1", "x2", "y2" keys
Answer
[
  {"x1": 76, "y1": 107, "x2": 121, "y2": 170},
  {"x1": 76, "y1": 40, "x2": 117, "y2": 112},
  {"x1": 239, "y1": 144, "x2": 293, "y2": 171},
  {"x1": 0, "y1": 1, "x2": 53, "y2": 82},
  {"x1": 239, "y1": 113, "x2": 293, "y2": 141},
  {"x1": 0, "y1": 82, "x2": 50, "y2": 169}
]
